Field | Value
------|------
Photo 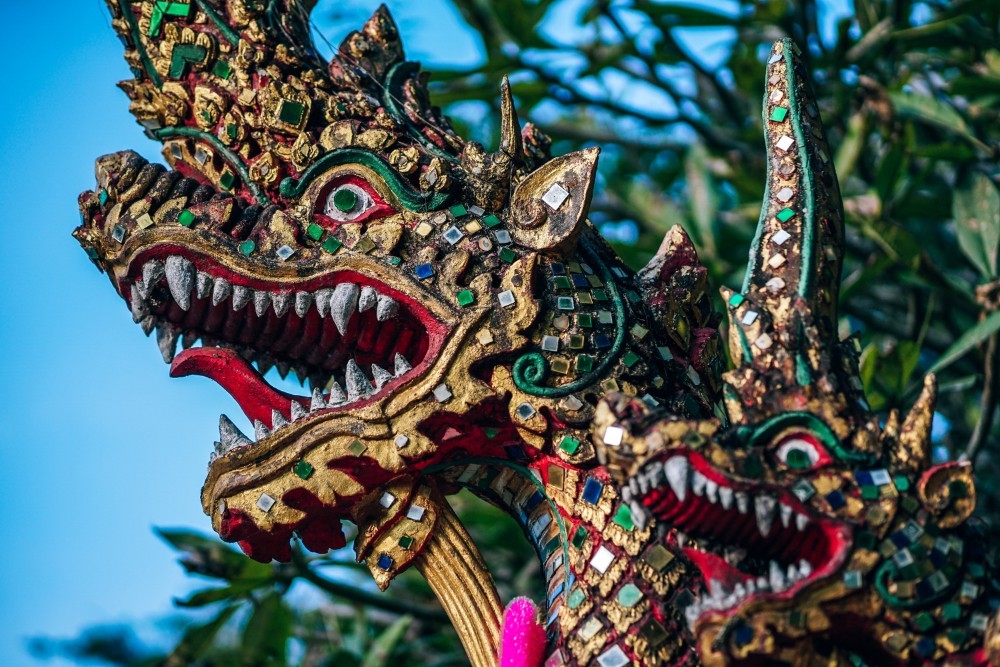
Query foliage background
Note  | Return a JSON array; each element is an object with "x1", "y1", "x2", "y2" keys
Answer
[{"x1": 15, "y1": 0, "x2": 999, "y2": 665}]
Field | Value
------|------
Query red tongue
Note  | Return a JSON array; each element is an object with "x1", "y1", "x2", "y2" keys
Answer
[
  {"x1": 170, "y1": 347, "x2": 304, "y2": 426},
  {"x1": 683, "y1": 547, "x2": 752, "y2": 590}
]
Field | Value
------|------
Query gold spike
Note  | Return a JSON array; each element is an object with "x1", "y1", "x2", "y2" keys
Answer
[
  {"x1": 498, "y1": 76, "x2": 524, "y2": 165},
  {"x1": 896, "y1": 374, "x2": 937, "y2": 473}
]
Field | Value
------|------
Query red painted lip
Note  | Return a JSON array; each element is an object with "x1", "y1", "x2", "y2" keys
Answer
[
  {"x1": 123, "y1": 243, "x2": 448, "y2": 437},
  {"x1": 638, "y1": 449, "x2": 852, "y2": 626}
]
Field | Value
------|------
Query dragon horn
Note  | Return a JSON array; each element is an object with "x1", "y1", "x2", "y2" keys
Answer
[
  {"x1": 721, "y1": 40, "x2": 860, "y2": 427},
  {"x1": 722, "y1": 38, "x2": 844, "y2": 366},
  {"x1": 498, "y1": 76, "x2": 525, "y2": 167}
]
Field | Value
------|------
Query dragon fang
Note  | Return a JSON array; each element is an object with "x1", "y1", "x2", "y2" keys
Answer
[{"x1": 76, "y1": 2, "x2": 1000, "y2": 666}]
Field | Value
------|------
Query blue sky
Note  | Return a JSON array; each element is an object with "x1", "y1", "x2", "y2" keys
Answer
[{"x1": 0, "y1": 0, "x2": 851, "y2": 664}]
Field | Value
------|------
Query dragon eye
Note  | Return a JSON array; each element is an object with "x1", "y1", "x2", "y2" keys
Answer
[
  {"x1": 773, "y1": 433, "x2": 831, "y2": 471},
  {"x1": 315, "y1": 175, "x2": 394, "y2": 226}
]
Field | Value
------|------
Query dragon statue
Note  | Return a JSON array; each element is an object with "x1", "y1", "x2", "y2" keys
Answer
[{"x1": 73, "y1": 1, "x2": 999, "y2": 665}]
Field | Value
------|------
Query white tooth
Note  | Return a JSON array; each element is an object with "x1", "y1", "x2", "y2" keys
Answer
[
  {"x1": 358, "y1": 285, "x2": 377, "y2": 312},
  {"x1": 706, "y1": 479, "x2": 719, "y2": 504},
  {"x1": 253, "y1": 290, "x2": 271, "y2": 317},
  {"x1": 665, "y1": 456, "x2": 689, "y2": 502},
  {"x1": 628, "y1": 501, "x2": 649, "y2": 529},
  {"x1": 218, "y1": 414, "x2": 252, "y2": 453},
  {"x1": 798, "y1": 559, "x2": 812, "y2": 578},
  {"x1": 787, "y1": 564, "x2": 799, "y2": 582},
  {"x1": 212, "y1": 277, "x2": 232, "y2": 306},
  {"x1": 755, "y1": 495, "x2": 777, "y2": 537},
  {"x1": 270, "y1": 408, "x2": 288, "y2": 430},
  {"x1": 685, "y1": 605, "x2": 700, "y2": 626},
  {"x1": 637, "y1": 475, "x2": 650, "y2": 495},
  {"x1": 232, "y1": 285, "x2": 252, "y2": 311},
  {"x1": 182, "y1": 331, "x2": 199, "y2": 349},
  {"x1": 647, "y1": 461, "x2": 664, "y2": 485},
  {"x1": 196, "y1": 272, "x2": 212, "y2": 299},
  {"x1": 327, "y1": 380, "x2": 347, "y2": 405},
  {"x1": 628, "y1": 476, "x2": 640, "y2": 496},
  {"x1": 142, "y1": 260, "x2": 164, "y2": 296},
  {"x1": 155, "y1": 323, "x2": 179, "y2": 363},
  {"x1": 330, "y1": 283, "x2": 359, "y2": 334},
  {"x1": 294, "y1": 292, "x2": 312, "y2": 317},
  {"x1": 719, "y1": 486, "x2": 733, "y2": 510},
  {"x1": 746, "y1": 580, "x2": 756, "y2": 594},
  {"x1": 780, "y1": 503, "x2": 793, "y2": 528},
  {"x1": 141, "y1": 315, "x2": 156, "y2": 335},
  {"x1": 735, "y1": 491, "x2": 749, "y2": 514},
  {"x1": 757, "y1": 576, "x2": 769, "y2": 591},
  {"x1": 253, "y1": 420, "x2": 270, "y2": 440},
  {"x1": 621, "y1": 486, "x2": 633, "y2": 502},
  {"x1": 769, "y1": 560, "x2": 786, "y2": 591},
  {"x1": 708, "y1": 580, "x2": 725, "y2": 598},
  {"x1": 130, "y1": 284, "x2": 149, "y2": 322},
  {"x1": 691, "y1": 471, "x2": 707, "y2": 496},
  {"x1": 290, "y1": 400, "x2": 308, "y2": 421},
  {"x1": 376, "y1": 294, "x2": 398, "y2": 321},
  {"x1": 734, "y1": 583, "x2": 746, "y2": 599},
  {"x1": 393, "y1": 353, "x2": 412, "y2": 376},
  {"x1": 165, "y1": 256, "x2": 194, "y2": 310},
  {"x1": 796, "y1": 513, "x2": 810, "y2": 531},
  {"x1": 310, "y1": 388, "x2": 327, "y2": 412},
  {"x1": 314, "y1": 288, "x2": 333, "y2": 317},
  {"x1": 371, "y1": 364, "x2": 393, "y2": 390},
  {"x1": 272, "y1": 292, "x2": 292, "y2": 317},
  {"x1": 344, "y1": 359, "x2": 371, "y2": 401}
]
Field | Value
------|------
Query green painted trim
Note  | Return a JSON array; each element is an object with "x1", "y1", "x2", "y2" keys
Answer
[
  {"x1": 782, "y1": 41, "x2": 818, "y2": 298},
  {"x1": 735, "y1": 317, "x2": 753, "y2": 363},
  {"x1": 279, "y1": 148, "x2": 449, "y2": 211},
  {"x1": 513, "y1": 241, "x2": 627, "y2": 397},
  {"x1": 168, "y1": 43, "x2": 207, "y2": 79},
  {"x1": 422, "y1": 458, "x2": 572, "y2": 584},
  {"x1": 745, "y1": 411, "x2": 872, "y2": 465},
  {"x1": 192, "y1": 0, "x2": 240, "y2": 45},
  {"x1": 874, "y1": 559, "x2": 959, "y2": 610},
  {"x1": 383, "y1": 62, "x2": 461, "y2": 163},
  {"x1": 117, "y1": 0, "x2": 163, "y2": 88},
  {"x1": 152, "y1": 126, "x2": 271, "y2": 205}
]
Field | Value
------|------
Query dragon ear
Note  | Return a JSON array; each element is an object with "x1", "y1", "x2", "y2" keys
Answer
[
  {"x1": 507, "y1": 147, "x2": 599, "y2": 251},
  {"x1": 893, "y1": 374, "x2": 937, "y2": 473}
]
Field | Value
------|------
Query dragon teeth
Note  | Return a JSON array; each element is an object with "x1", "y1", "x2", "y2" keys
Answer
[
  {"x1": 754, "y1": 495, "x2": 777, "y2": 537},
  {"x1": 371, "y1": 363, "x2": 393, "y2": 390},
  {"x1": 294, "y1": 291, "x2": 312, "y2": 317},
  {"x1": 376, "y1": 294, "x2": 398, "y2": 321},
  {"x1": 130, "y1": 283, "x2": 148, "y2": 322},
  {"x1": 232, "y1": 285, "x2": 252, "y2": 311},
  {"x1": 218, "y1": 414, "x2": 252, "y2": 454},
  {"x1": 358, "y1": 285, "x2": 377, "y2": 312},
  {"x1": 141, "y1": 260, "x2": 164, "y2": 297},
  {"x1": 272, "y1": 292, "x2": 292, "y2": 317},
  {"x1": 310, "y1": 387, "x2": 327, "y2": 412},
  {"x1": 290, "y1": 400, "x2": 308, "y2": 421},
  {"x1": 253, "y1": 419, "x2": 270, "y2": 440},
  {"x1": 196, "y1": 271, "x2": 212, "y2": 299},
  {"x1": 344, "y1": 359, "x2": 371, "y2": 401},
  {"x1": 393, "y1": 353, "x2": 412, "y2": 376},
  {"x1": 314, "y1": 288, "x2": 333, "y2": 317},
  {"x1": 253, "y1": 290, "x2": 271, "y2": 317},
  {"x1": 155, "y1": 322, "x2": 179, "y2": 363},
  {"x1": 270, "y1": 408, "x2": 288, "y2": 430},
  {"x1": 665, "y1": 456, "x2": 689, "y2": 502},
  {"x1": 212, "y1": 277, "x2": 232, "y2": 306},
  {"x1": 330, "y1": 283, "x2": 359, "y2": 334},
  {"x1": 327, "y1": 380, "x2": 347, "y2": 405},
  {"x1": 165, "y1": 255, "x2": 195, "y2": 311}
]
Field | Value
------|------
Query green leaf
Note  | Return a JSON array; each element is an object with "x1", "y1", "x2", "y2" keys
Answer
[
  {"x1": 952, "y1": 172, "x2": 1000, "y2": 278},
  {"x1": 155, "y1": 527, "x2": 274, "y2": 582},
  {"x1": 165, "y1": 604, "x2": 239, "y2": 663},
  {"x1": 360, "y1": 616, "x2": 413, "y2": 667},
  {"x1": 889, "y1": 91, "x2": 981, "y2": 149},
  {"x1": 241, "y1": 592, "x2": 293, "y2": 665},
  {"x1": 175, "y1": 579, "x2": 272, "y2": 608},
  {"x1": 929, "y1": 309, "x2": 1000, "y2": 374},
  {"x1": 683, "y1": 142, "x2": 718, "y2": 258}
]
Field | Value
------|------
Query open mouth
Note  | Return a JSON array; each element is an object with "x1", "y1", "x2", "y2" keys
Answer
[
  {"x1": 122, "y1": 244, "x2": 445, "y2": 461},
  {"x1": 628, "y1": 450, "x2": 851, "y2": 628}
]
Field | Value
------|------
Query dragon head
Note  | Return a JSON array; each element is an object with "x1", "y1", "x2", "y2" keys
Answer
[
  {"x1": 594, "y1": 39, "x2": 996, "y2": 666},
  {"x1": 75, "y1": 0, "x2": 723, "y2": 631}
]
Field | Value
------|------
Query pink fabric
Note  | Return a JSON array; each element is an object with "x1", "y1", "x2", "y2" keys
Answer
[{"x1": 499, "y1": 597, "x2": 546, "y2": 667}]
